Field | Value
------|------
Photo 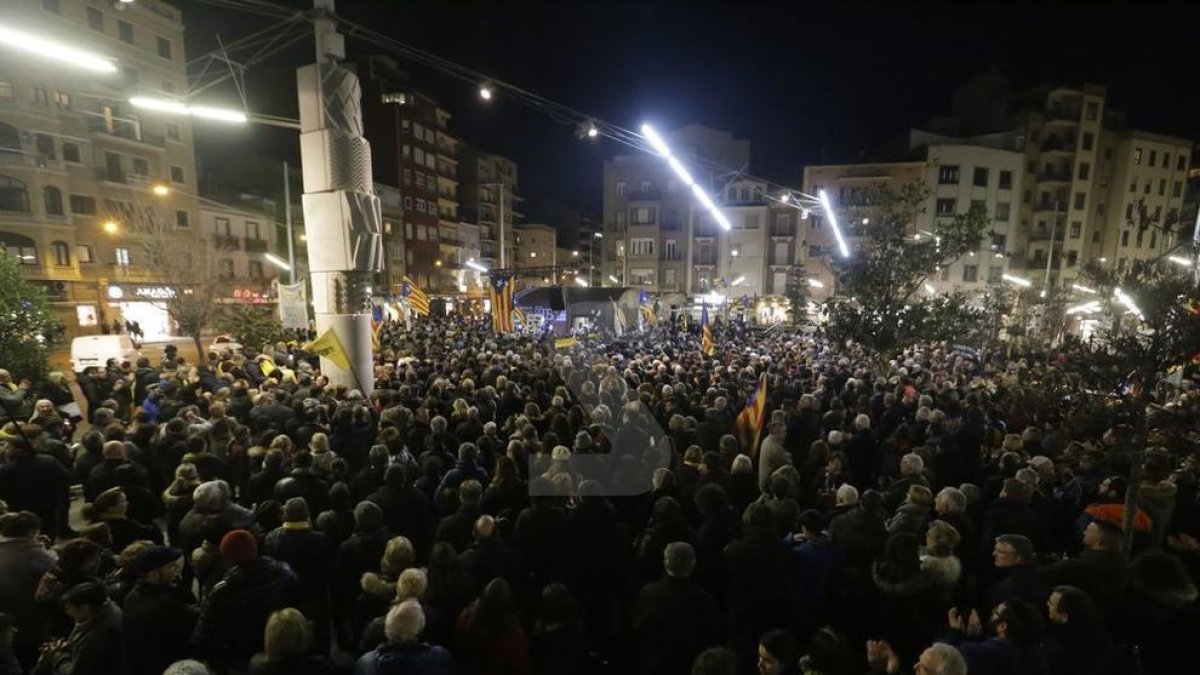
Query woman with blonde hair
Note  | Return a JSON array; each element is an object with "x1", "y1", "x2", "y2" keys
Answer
[
  {"x1": 309, "y1": 432, "x2": 338, "y2": 476},
  {"x1": 921, "y1": 519, "x2": 963, "y2": 597},
  {"x1": 248, "y1": 607, "x2": 334, "y2": 675}
]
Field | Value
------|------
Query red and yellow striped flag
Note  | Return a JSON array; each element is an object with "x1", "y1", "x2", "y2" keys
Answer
[
  {"x1": 489, "y1": 274, "x2": 514, "y2": 333},
  {"x1": 734, "y1": 372, "x2": 769, "y2": 457}
]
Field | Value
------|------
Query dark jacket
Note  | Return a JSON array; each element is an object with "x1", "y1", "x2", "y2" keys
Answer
[
  {"x1": 367, "y1": 483, "x2": 434, "y2": 560},
  {"x1": 248, "y1": 654, "x2": 336, "y2": 675},
  {"x1": 941, "y1": 632, "x2": 1050, "y2": 675},
  {"x1": 273, "y1": 470, "x2": 330, "y2": 515},
  {"x1": 38, "y1": 600, "x2": 128, "y2": 675},
  {"x1": 434, "y1": 504, "x2": 482, "y2": 554},
  {"x1": 515, "y1": 504, "x2": 569, "y2": 586},
  {"x1": 353, "y1": 642, "x2": 457, "y2": 675},
  {"x1": 980, "y1": 498, "x2": 1050, "y2": 556},
  {"x1": 122, "y1": 582, "x2": 199, "y2": 675},
  {"x1": 0, "y1": 453, "x2": 73, "y2": 535},
  {"x1": 0, "y1": 537, "x2": 57, "y2": 652},
  {"x1": 829, "y1": 505, "x2": 887, "y2": 566},
  {"x1": 262, "y1": 525, "x2": 332, "y2": 603},
  {"x1": 192, "y1": 557, "x2": 297, "y2": 667},
  {"x1": 631, "y1": 577, "x2": 721, "y2": 675}
]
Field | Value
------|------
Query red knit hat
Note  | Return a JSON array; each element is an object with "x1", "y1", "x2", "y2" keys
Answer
[{"x1": 219, "y1": 529, "x2": 258, "y2": 564}]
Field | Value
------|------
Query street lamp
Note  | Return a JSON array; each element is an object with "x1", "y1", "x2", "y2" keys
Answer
[
  {"x1": 264, "y1": 253, "x2": 292, "y2": 272},
  {"x1": 590, "y1": 232, "x2": 602, "y2": 286},
  {"x1": 152, "y1": 184, "x2": 171, "y2": 197},
  {"x1": 0, "y1": 22, "x2": 117, "y2": 73},
  {"x1": 102, "y1": 220, "x2": 120, "y2": 235},
  {"x1": 129, "y1": 96, "x2": 250, "y2": 124},
  {"x1": 1001, "y1": 274, "x2": 1032, "y2": 287}
]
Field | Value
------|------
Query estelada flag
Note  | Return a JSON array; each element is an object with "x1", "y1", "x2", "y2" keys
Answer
[
  {"x1": 489, "y1": 274, "x2": 514, "y2": 333},
  {"x1": 734, "y1": 372, "x2": 769, "y2": 457},
  {"x1": 402, "y1": 276, "x2": 430, "y2": 316},
  {"x1": 700, "y1": 302, "x2": 715, "y2": 357},
  {"x1": 304, "y1": 328, "x2": 351, "y2": 371}
]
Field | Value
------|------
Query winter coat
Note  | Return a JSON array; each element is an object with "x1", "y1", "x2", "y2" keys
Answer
[
  {"x1": 886, "y1": 502, "x2": 931, "y2": 537},
  {"x1": 122, "y1": 582, "x2": 199, "y2": 675},
  {"x1": 191, "y1": 557, "x2": 297, "y2": 668},
  {"x1": 262, "y1": 525, "x2": 332, "y2": 603},
  {"x1": 829, "y1": 506, "x2": 888, "y2": 566},
  {"x1": 980, "y1": 497, "x2": 1050, "y2": 556},
  {"x1": 0, "y1": 453, "x2": 73, "y2": 535},
  {"x1": 0, "y1": 537, "x2": 56, "y2": 652},
  {"x1": 631, "y1": 577, "x2": 721, "y2": 675},
  {"x1": 37, "y1": 600, "x2": 128, "y2": 675},
  {"x1": 353, "y1": 642, "x2": 457, "y2": 675},
  {"x1": 248, "y1": 654, "x2": 336, "y2": 675},
  {"x1": 941, "y1": 632, "x2": 1050, "y2": 675}
]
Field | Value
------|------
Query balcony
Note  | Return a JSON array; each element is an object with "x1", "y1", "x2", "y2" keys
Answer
[
  {"x1": 1040, "y1": 138, "x2": 1075, "y2": 155},
  {"x1": 660, "y1": 252, "x2": 682, "y2": 261},
  {"x1": 770, "y1": 224, "x2": 795, "y2": 237},
  {"x1": 1044, "y1": 107, "x2": 1080, "y2": 124},
  {"x1": 95, "y1": 168, "x2": 156, "y2": 189},
  {"x1": 692, "y1": 253, "x2": 717, "y2": 265},
  {"x1": 661, "y1": 218, "x2": 681, "y2": 231},
  {"x1": 243, "y1": 238, "x2": 268, "y2": 253},
  {"x1": 212, "y1": 235, "x2": 241, "y2": 250},
  {"x1": 694, "y1": 227, "x2": 719, "y2": 238},
  {"x1": 1032, "y1": 199, "x2": 1065, "y2": 213},
  {"x1": 87, "y1": 117, "x2": 165, "y2": 148},
  {"x1": 625, "y1": 189, "x2": 661, "y2": 202},
  {"x1": 1036, "y1": 170, "x2": 1072, "y2": 185}
]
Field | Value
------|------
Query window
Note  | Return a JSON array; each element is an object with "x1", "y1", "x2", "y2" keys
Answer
[
  {"x1": 971, "y1": 199, "x2": 986, "y2": 214},
  {"x1": 630, "y1": 207, "x2": 655, "y2": 225},
  {"x1": 972, "y1": 167, "x2": 988, "y2": 187},
  {"x1": 69, "y1": 195, "x2": 95, "y2": 214},
  {"x1": 1144, "y1": 181, "x2": 1151, "y2": 195},
  {"x1": 175, "y1": 210, "x2": 189, "y2": 228},
  {"x1": 1150, "y1": 232, "x2": 1157, "y2": 249},
  {"x1": 42, "y1": 0, "x2": 60, "y2": 13},
  {"x1": 1133, "y1": 147, "x2": 1142, "y2": 164},
  {"x1": 401, "y1": 145, "x2": 410, "y2": 160},
  {"x1": 1158, "y1": 179, "x2": 1166, "y2": 196},
  {"x1": 0, "y1": 176, "x2": 30, "y2": 212},
  {"x1": 1085, "y1": 102, "x2": 1098, "y2": 120},
  {"x1": 115, "y1": 247, "x2": 131, "y2": 266},
  {"x1": 998, "y1": 170, "x2": 1013, "y2": 190},
  {"x1": 938, "y1": 165, "x2": 960, "y2": 184},
  {"x1": 1078, "y1": 162, "x2": 1090, "y2": 180},
  {"x1": 131, "y1": 158, "x2": 148, "y2": 176},
  {"x1": 76, "y1": 245, "x2": 93, "y2": 263},
  {"x1": 1066, "y1": 251, "x2": 1078, "y2": 267},
  {"x1": 43, "y1": 186, "x2": 63, "y2": 215},
  {"x1": 641, "y1": 181, "x2": 652, "y2": 192},
  {"x1": 51, "y1": 241, "x2": 69, "y2": 266},
  {"x1": 1136, "y1": 230, "x2": 1144, "y2": 248},
  {"x1": 630, "y1": 238, "x2": 655, "y2": 256},
  {"x1": 991, "y1": 233, "x2": 1007, "y2": 249},
  {"x1": 157, "y1": 37, "x2": 172, "y2": 60},
  {"x1": 807, "y1": 245, "x2": 823, "y2": 258},
  {"x1": 988, "y1": 266, "x2": 1003, "y2": 283},
  {"x1": 1023, "y1": 190, "x2": 1032, "y2": 204},
  {"x1": 1149, "y1": 150, "x2": 1157, "y2": 167},
  {"x1": 219, "y1": 260, "x2": 234, "y2": 278},
  {"x1": 1, "y1": 238, "x2": 38, "y2": 265},
  {"x1": 664, "y1": 239, "x2": 679, "y2": 260},
  {"x1": 935, "y1": 198, "x2": 956, "y2": 215},
  {"x1": 403, "y1": 197, "x2": 412, "y2": 211},
  {"x1": 1069, "y1": 221, "x2": 1081, "y2": 238},
  {"x1": 62, "y1": 143, "x2": 80, "y2": 163},
  {"x1": 1073, "y1": 192, "x2": 1086, "y2": 210},
  {"x1": 662, "y1": 268, "x2": 676, "y2": 286},
  {"x1": 170, "y1": 165, "x2": 184, "y2": 184},
  {"x1": 1163, "y1": 153, "x2": 1171, "y2": 169},
  {"x1": 1082, "y1": 132, "x2": 1094, "y2": 151},
  {"x1": 87, "y1": 7, "x2": 103, "y2": 31},
  {"x1": 1178, "y1": 155, "x2": 1187, "y2": 171},
  {"x1": 33, "y1": 134, "x2": 55, "y2": 160},
  {"x1": 1125, "y1": 203, "x2": 1133, "y2": 220},
  {"x1": 1174, "y1": 181, "x2": 1183, "y2": 198},
  {"x1": 166, "y1": 124, "x2": 180, "y2": 142},
  {"x1": 663, "y1": 209, "x2": 680, "y2": 228},
  {"x1": 415, "y1": 198, "x2": 426, "y2": 213},
  {"x1": 246, "y1": 222, "x2": 260, "y2": 240},
  {"x1": 0, "y1": 81, "x2": 12, "y2": 100},
  {"x1": 31, "y1": 87, "x2": 49, "y2": 107},
  {"x1": 742, "y1": 213, "x2": 759, "y2": 229},
  {"x1": 615, "y1": 182, "x2": 626, "y2": 196},
  {"x1": 1121, "y1": 230, "x2": 1129, "y2": 247},
  {"x1": 740, "y1": 187, "x2": 751, "y2": 201},
  {"x1": 616, "y1": 212, "x2": 627, "y2": 227},
  {"x1": 249, "y1": 261, "x2": 263, "y2": 279},
  {"x1": 995, "y1": 202, "x2": 1011, "y2": 222},
  {"x1": 962, "y1": 265, "x2": 978, "y2": 283},
  {"x1": 118, "y1": 20, "x2": 133, "y2": 44},
  {"x1": 1130, "y1": 180, "x2": 1137, "y2": 193}
]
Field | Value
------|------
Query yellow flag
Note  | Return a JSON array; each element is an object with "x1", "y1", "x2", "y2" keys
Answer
[
  {"x1": 304, "y1": 328, "x2": 351, "y2": 371},
  {"x1": 554, "y1": 337, "x2": 578, "y2": 349}
]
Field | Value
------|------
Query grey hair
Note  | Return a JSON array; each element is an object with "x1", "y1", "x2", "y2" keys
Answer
[
  {"x1": 663, "y1": 541, "x2": 696, "y2": 578},
  {"x1": 936, "y1": 487, "x2": 967, "y2": 514},
  {"x1": 921, "y1": 644, "x2": 967, "y2": 675},
  {"x1": 854, "y1": 414, "x2": 871, "y2": 430},
  {"x1": 900, "y1": 453, "x2": 925, "y2": 475},
  {"x1": 163, "y1": 660, "x2": 214, "y2": 675},
  {"x1": 192, "y1": 480, "x2": 232, "y2": 511},
  {"x1": 836, "y1": 483, "x2": 860, "y2": 506},
  {"x1": 384, "y1": 599, "x2": 426, "y2": 644}
]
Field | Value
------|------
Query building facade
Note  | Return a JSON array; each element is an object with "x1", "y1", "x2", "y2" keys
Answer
[
  {"x1": 197, "y1": 198, "x2": 278, "y2": 304},
  {"x1": 357, "y1": 56, "x2": 461, "y2": 293},
  {"x1": 513, "y1": 222, "x2": 556, "y2": 286},
  {"x1": 0, "y1": 0, "x2": 200, "y2": 337},
  {"x1": 374, "y1": 183, "x2": 405, "y2": 293},
  {"x1": 601, "y1": 125, "x2": 750, "y2": 297},
  {"x1": 458, "y1": 144, "x2": 520, "y2": 270}
]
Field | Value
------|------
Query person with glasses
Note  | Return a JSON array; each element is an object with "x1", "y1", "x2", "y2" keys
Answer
[{"x1": 941, "y1": 598, "x2": 1050, "y2": 675}]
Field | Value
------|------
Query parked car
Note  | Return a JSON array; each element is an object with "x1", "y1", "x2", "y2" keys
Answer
[
  {"x1": 209, "y1": 334, "x2": 243, "y2": 354},
  {"x1": 70, "y1": 335, "x2": 139, "y2": 374}
]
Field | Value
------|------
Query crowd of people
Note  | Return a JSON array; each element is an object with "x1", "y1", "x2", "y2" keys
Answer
[{"x1": 0, "y1": 314, "x2": 1197, "y2": 675}]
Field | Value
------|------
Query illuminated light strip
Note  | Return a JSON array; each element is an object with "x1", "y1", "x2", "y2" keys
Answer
[
  {"x1": 1071, "y1": 283, "x2": 1097, "y2": 294},
  {"x1": 1001, "y1": 274, "x2": 1032, "y2": 287},
  {"x1": 817, "y1": 189, "x2": 851, "y2": 258},
  {"x1": 130, "y1": 97, "x2": 248, "y2": 124},
  {"x1": 641, "y1": 123, "x2": 731, "y2": 230},
  {"x1": 1114, "y1": 288, "x2": 1144, "y2": 320},
  {"x1": 0, "y1": 23, "x2": 117, "y2": 73}
]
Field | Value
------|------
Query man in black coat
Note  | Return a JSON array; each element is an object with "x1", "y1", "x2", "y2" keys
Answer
[
  {"x1": 192, "y1": 529, "x2": 296, "y2": 671},
  {"x1": 349, "y1": 445, "x2": 389, "y2": 502},
  {"x1": 272, "y1": 451, "x2": 330, "y2": 515},
  {"x1": 433, "y1": 480, "x2": 483, "y2": 553},
  {"x1": 514, "y1": 478, "x2": 570, "y2": 587},
  {"x1": 0, "y1": 511, "x2": 56, "y2": 669},
  {"x1": 367, "y1": 464, "x2": 434, "y2": 560},
  {"x1": 0, "y1": 427, "x2": 73, "y2": 537},
  {"x1": 122, "y1": 546, "x2": 198, "y2": 675},
  {"x1": 985, "y1": 533, "x2": 1049, "y2": 610},
  {"x1": 1038, "y1": 519, "x2": 1131, "y2": 622},
  {"x1": 458, "y1": 515, "x2": 525, "y2": 592},
  {"x1": 632, "y1": 541, "x2": 721, "y2": 675},
  {"x1": 332, "y1": 501, "x2": 392, "y2": 647},
  {"x1": 980, "y1": 478, "x2": 1051, "y2": 556},
  {"x1": 847, "y1": 415, "x2": 880, "y2": 488}
]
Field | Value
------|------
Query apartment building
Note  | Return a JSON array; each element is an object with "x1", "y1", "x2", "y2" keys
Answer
[
  {"x1": 0, "y1": 0, "x2": 200, "y2": 337},
  {"x1": 601, "y1": 125, "x2": 750, "y2": 296},
  {"x1": 458, "y1": 144, "x2": 520, "y2": 270},
  {"x1": 357, "y1": 56, "x2": 461, "y2": 293},
  {"x1": 198, "y1": 197, "x2": 278, "y2": 297},
  {"x1": 375, "y1": 183, "x2": 405, "y2": 293},
  {"x1": 803, "y1": 132, "x2": 1027, "y2": 298},
  {"x1": 513, "y1": 222, "x2": 556, "y2": 286}
]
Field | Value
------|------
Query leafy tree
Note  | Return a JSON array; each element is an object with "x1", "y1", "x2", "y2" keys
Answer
[
  {"x1": 0, "y1": 253, "x2": 63, "y2": 379},
  {"x1": 1057, "y1": 258, "x2": 1200, "y2": 554},
  {"x1": 215, "y1": 304, "x2": 285, "y2": 353},
  {"x1": 785, "y1": 263, "x2": 810, "y2": 328},
  {"x1": 820, "y1": 181, "x2": 990, "y2": 362}
]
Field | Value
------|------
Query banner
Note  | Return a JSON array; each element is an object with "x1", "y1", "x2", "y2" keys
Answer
[
  {"x1": 304, "y1": 328, "x2": 351, "y2": 371},
  {"x1": 554, "y1": 337, "x2": 578, "y2": 349},
  {"x1": 277, "y1": 282, "x2": 309, "y2": 330}
]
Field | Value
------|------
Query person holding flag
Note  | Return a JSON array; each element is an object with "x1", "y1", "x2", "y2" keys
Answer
[
  {"x1": 402, "y1": 275, "x2": 430, "y2": 316},
  {"x1": 734, "y1": 372, "x2": 769, "y2": 457},
  {"x1": 489, "y1": 273, "x2": 514, "y2": 333},
  {"x1": 701, "y1": 302, "x2": 715, "y2": 357}
]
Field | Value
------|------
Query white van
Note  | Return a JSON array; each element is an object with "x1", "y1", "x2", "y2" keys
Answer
[{"x1": 70, "y1": 335, "x2": 139, "y2": 374}]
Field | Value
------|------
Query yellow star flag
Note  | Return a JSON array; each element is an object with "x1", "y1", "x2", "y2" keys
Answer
[{"x1": 304, "y1": 327, "x2": 351, "y2": 371}]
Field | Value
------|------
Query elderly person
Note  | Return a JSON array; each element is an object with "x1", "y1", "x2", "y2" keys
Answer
[
  {"x1": 886, "y1": 485, "x2": 933, "y2": 537},
  {"x1": 354, "y1": 600, "x2": 456, "y2": 675},
  {"x1": 177, "y1": 480, "x2": 255, "y2": 558},
  {"x1": 884, "y1": 453, "x2": 930, "y2": 512}
]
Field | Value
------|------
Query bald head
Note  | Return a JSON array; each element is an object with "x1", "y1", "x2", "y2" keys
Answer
[
  {"x1": 474, "y1": 515, "x2": 496, "y2": 541},
  {"x1": 102, "y1": 440, "x2": 126, "y2": 460}
]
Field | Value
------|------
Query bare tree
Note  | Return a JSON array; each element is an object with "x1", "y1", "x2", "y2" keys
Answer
[{"x1": 109, "y1": 201, "x2": 227, "y2": 367}]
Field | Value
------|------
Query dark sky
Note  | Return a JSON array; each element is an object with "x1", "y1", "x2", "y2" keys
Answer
[{"x1": 179, "y1": 0, "x2": 1200, "y2": 221}]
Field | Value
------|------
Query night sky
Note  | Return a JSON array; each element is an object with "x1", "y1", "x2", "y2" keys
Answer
[{"x1": 179, "y1": 0, "x2": 1200, "y2": 224}]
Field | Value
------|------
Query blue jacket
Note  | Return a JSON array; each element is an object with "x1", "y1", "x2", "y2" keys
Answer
[
  {"x1": 354, "y1": 642, "x2": 457, "y2": 675},
  {"x1": 782, "y1": 533, "x2": 839, "y2": 615},
  {"x1": 941, "y1": 632, "x2": 1049, "y2": 675}
]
